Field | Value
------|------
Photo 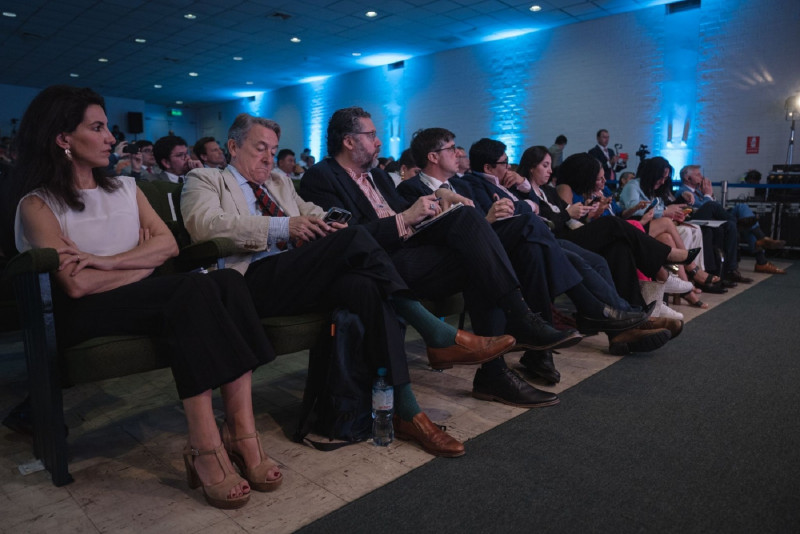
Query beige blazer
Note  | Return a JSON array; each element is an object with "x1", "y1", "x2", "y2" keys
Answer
[{"x1": 181, "y1": 167, "x2": 325, "y2": 274}]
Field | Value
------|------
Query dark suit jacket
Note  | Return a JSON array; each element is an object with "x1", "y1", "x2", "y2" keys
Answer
[
  {"x1": 395, "y1": 175, "x2": 475, "y2": 204},
  {"x1": 588, "y1": 146, "x2": 615, "y2": 181},
  {"x1": 458, "y1": 172, "x2": 535, "y2": 216},
  {"x1": 300, "y1": 158, "x2": 413, "y2": 251}
]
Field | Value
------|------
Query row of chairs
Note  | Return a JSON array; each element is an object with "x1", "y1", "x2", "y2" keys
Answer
[{"x1": 2, "y1": 180, "x2": 463, "y2": 487}]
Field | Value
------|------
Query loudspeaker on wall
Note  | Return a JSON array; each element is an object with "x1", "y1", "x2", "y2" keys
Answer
[{"x1": 127, "y1": 112, "x2": 144, "y2": 134}]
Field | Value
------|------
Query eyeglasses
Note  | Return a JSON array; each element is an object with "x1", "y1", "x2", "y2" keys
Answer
[
  {"x1": 431, "y1": 145, "x2": 457, "y2": 154},
  {"x1": 140, "y1": 148, "x2": 153, "y2": 153},
  {"x1": 495, "y1": 159, "x2": 509, "y2": 166},
  {"x1": 349, "y1": 130, "x2": 377, "y2": 140}
]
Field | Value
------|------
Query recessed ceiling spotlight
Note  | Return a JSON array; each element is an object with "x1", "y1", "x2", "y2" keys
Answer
[
  {"x1": 290, "y1": 37, "x2": 301, "y2": 43},
  {"x1": 98, "y1": 57, "x2": 109, "y2": 62},
  {"x1": 352, "y1": 52, "x2": 362, "y2": 57},
  {"x1": 176, "y1": 101, "x2": 183, "y2": 105},
  {"x1": 365, "y1": 11, "x2": 378, "y2": 18},
  {"x1": 246, "y1": 81, "x2": 254, "y2": 85},
  {"x1": 529, "y1": 5, "x2": 542, "y2": 11},
  {"x1": 233, "y1": 56, "x2": 243, "y2": 61},
  {"x1": 154, "y1": 84, "x2": 162, "y2": 88},
  {"x1": 2, "y1": 12, "x2": 17, "y2": 17},
  {"x1": 184, "y1": 13, "x2": 196, "y2": 20},
  {"x1": 135, "y1": 38, "x2": 146, "y2": 43},
  {"x1": 189, "y1": 72, "x2": 199, "y2": 77},
  {"x1": 69, "y1": 73, "x2": 79, "y2": 78}
]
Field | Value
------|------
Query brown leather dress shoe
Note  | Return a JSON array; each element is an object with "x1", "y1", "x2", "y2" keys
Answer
[
  {"x1": 426, "y1": 330, "x2": 514, "y2": 370},
  {"x1": 755, "y1": 237, "x2": 786, "y2": 250},
  {"x1": 393, "y1": 413, "x2": 465, "y2": 458},
  {"x1": 640, "y1": 317, "x2": 683, "y2": 340},
  {"x1": 755, "y1": 262, "x2": 787, "y2": 274}
]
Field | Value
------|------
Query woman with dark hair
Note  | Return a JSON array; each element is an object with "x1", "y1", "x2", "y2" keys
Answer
[
  {"x1": 10, "y1": 85, "x2": 282, "y2": 509},
  {"x1": 515, "y1": 148, "x2": 692, "y2": 317},
  {"x1": 555, "y1": 155, "x2": 646, "y2": 220},
  {"x1": 618, "y1": 157, "x2": 721, "y2": 305}
]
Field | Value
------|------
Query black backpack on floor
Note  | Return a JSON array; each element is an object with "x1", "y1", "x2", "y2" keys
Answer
[{"x1": 294, "y1": 308, "x2": 373, "y2": 449}]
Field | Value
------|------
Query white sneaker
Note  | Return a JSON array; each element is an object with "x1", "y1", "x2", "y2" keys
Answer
[
  {"x1": 663, "y1": 273, "x2": 693, "y2": 294},
  {"x1": 654, "y1": 301, "x2": 684, "y2": 320}
]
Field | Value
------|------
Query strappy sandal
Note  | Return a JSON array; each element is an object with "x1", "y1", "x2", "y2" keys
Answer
[
  {"x1": 222, "y1": 424, "x2": 283, "y2": 492},
  {"x1": 183, "y1": 443, "x2": 250, "y2": 509},
  {"x1": 673, "y1": 292, "x2": 709, "y2": 309},
  {"x1": 687, "y1": 266, "x2": 726, "y2": 294}
]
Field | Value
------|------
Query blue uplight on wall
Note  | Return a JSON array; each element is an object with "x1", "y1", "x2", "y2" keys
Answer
[
  {"x1": 303, "y1": 78, "x2": 328, "y2": 160},
  {"x1": 357, "y1": 53, "x2": 412, "y2": 67}
]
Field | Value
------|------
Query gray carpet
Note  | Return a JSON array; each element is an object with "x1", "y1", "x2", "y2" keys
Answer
[{"x1": 299, "y1": 263, "x2": 800, "y2": 534}]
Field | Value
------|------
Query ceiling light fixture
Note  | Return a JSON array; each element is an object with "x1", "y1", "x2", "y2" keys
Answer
[
  {"x1": 69, "y1": 73, "x2": 79, "y2": 78},
  {"x1": 290, "y1": 37, "x2": 301, "y2": 43},
  {"x1": 529, "y1": 5, "x2": 542, "y2": 12},
  {"x1": 184, "y1": 13, "x2": 196, "y2": 20},
  {"x1": 233, "y1": 56, "x2": 243, "y2": 61},
  {"x1": 189, "y1": 72, "x2": 198, "y2": 76},
  {"x1": 98, "y1": 57, "x2": 108, "y2": 62},
  {"x1": 246, "y1": 81, "x2": 254, "y2": 85},
  {"x1": 365, "y1": 11, "x2": 378, "y2": 18},
  {"x1": 176, "y1": 101, "x2": 183, "y2": 105},
  {"x1": 135, "y1": 38, "x2": 146, "y2": 43},
  {"x1": 154, "y1": 84, "x2": 162, "y2": 88},
  {"x1": 352, "y1": 52, "x2": 362, "y2": 57},
  {"x1": 2, "y1": 12, "x2": 17, "y2": 17}
]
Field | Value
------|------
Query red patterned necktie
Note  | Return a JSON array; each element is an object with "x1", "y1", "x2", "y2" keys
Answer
[{"x1": 248, "y1": 182, "x2": 302, "y2": 249}]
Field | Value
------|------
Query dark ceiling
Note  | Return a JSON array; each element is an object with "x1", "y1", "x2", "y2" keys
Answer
[{"x1": 0, "y1": 0, "x2": 668, "y2": 106}]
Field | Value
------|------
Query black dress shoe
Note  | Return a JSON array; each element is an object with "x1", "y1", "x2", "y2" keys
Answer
[
  {"x1": 519, "y1": 350, "x2": 560, "y2": 384},
  {"x1": 508, "y1": 312, "x2": 583, "y2": 351},
  {"x1": 724, "y1": 270, "x2": 753, "y2": 284},
  {"x1": 472, "y1": 367, "x2": 560, "y2": 408},
  {"x1": 575, "y1": 305, "x2": 649, "y2": 335},
  {"x1": 608, "y1": 327, "x2": 671, "y2": 356}
]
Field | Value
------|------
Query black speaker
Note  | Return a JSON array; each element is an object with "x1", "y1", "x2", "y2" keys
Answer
[{"x1": 127, "y1": 112, "x2": 144, "y2": 134}]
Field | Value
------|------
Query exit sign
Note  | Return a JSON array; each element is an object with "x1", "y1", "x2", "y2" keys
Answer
[{"x1": 169, "y1": 109, "x2": 183, "y2": 117}]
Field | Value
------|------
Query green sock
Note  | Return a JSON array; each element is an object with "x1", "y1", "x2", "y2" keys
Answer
[
  {"x1": 390, "y1": 295, "x2": 457, "y2": 348},
  {"x1": 394, "y1": 383, "x2": 421, "y2": 421}
]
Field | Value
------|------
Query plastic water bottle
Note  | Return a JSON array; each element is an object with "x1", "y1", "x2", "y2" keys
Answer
[{"x1": 371, "y1": 368, "x2": 394, "y2": 446}]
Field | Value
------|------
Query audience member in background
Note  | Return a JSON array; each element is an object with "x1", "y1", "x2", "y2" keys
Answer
[
  {"x1": 675, "y1": 165, "x2": 752, "y2": 284},
  {"x1": 194, "y1": 137, "x2": 227, "y2": 170},
  {"x1": 153, "y1": 135, "x2": 202, "y2": 183},
  {"x1": 588, "y1": 129, "x2": 619, "y2": 182},
  {"x1": 678, "y1": 164, "x2": 784, "y2": 276},
  {"x1": 117, "y1": 140, "x2": 159, "y2": 181},
  {"x1": 455, "y1": 146, "x2": 470, "y2": 176},
  {"x1": 386, "y1": 148, "x2": 420, "y2": 186},
  {"x1": 548, "y1": 135, "x2": 568, "y2": 168},
  {"x1": 10, "y1": 85, "x2": 281, "y2": 510},
  {"x1": 298, "y1": 148, "x2": 311, "y2": 169},
  {"x1": 619, "y1": 157, "x2": 722, "y2": 307},
  {"x1": 272, "y1": 148, "x2": 298, "y2": 181}
]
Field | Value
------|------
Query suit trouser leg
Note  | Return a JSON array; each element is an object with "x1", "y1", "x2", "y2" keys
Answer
[
  {"x1": 244, "y1": 226, "x2": 412, "y2": 385},
  {"x1": 558, "y1": 240, "x2": 635, "y2": 311},
  {"x1": 394, "y1": 207, "x2": 520, "y2": 337},
  {"x1": 564, "y1": 216, "x2": 670, "y2": 279},
  {"x1": 694, "y1": 203, "x2": 739, "y2": 272},
  {"x1": 244, "y1": 226, "x2": 409, "y2": 316}
]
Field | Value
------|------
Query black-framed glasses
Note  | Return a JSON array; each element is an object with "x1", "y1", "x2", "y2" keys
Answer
[
  {"x1": 431, "y1": 144, "x2": 457, "y2": 154},
  {"x1": 495, "y1": 159, "x2": 509, "y2": 166},
  {"x1": 349, "y1": 130, "x2": 377, "y2": 140}
]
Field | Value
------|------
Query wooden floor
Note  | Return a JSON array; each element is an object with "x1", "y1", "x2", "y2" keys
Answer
[{"x1": 0, "y1": 258, "x2": 786, "y2": 533}]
